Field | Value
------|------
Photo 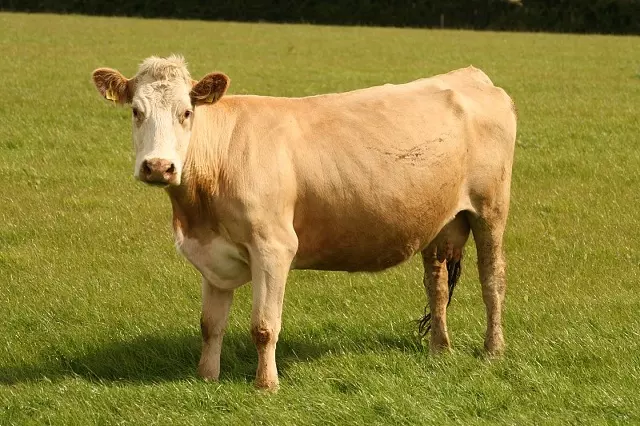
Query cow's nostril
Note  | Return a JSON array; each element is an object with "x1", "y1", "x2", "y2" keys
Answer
[
  {"x1": 167, "y1": 163, "x2": 176, "y2": 174},
  {"x1": 142, "y1": 161, "x2": 152, "y2": 175}
]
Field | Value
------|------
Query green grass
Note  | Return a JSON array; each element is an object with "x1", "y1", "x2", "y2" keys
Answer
[{"x1": 1, "y1": 12, "x2": 639, "y2": 425}]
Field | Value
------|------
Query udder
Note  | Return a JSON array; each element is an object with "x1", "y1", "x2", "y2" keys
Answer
[{"x1": 177, "y1": 235, "x2": 251, "y2": 289}]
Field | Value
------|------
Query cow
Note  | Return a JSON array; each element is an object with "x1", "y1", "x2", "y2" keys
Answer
[{"x1": 91, "y1": 55, "x2": 516, "y2": 391}]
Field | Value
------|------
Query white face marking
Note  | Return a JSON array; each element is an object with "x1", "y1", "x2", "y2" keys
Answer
[{"x1": 131, "y1": 77, "x2": 193, "y2": 185}]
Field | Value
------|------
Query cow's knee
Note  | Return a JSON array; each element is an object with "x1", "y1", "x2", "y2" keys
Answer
[{"x1": 251, "y1": 326, "x2": 274, "y2": 346}]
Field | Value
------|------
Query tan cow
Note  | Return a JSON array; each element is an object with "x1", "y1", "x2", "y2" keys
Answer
[{"x1": 92, "y1": 55, "x2": 516, "y2": 391}]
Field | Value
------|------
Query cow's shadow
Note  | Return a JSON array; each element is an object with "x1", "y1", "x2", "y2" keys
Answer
[{"x1": 0, "y1": 327, "x2": 422, "y2": 385}]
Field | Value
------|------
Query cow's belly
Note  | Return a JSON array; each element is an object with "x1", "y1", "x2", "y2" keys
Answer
[
  {"x1": 293, "y1": 210, "x2": 457, "y2": 272},
  {"x1": 176, "y1": 235, "x2": 251, "y2": 289},
  {"x1": 292, "y1": 180, "x2": 466, "y2": 272}
]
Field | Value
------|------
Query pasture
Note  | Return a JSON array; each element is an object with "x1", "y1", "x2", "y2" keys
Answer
[{"x1": 1, "y1": 12, "x2": 639, "y2": 424}]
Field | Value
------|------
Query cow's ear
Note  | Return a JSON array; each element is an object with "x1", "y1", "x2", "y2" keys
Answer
[
  {"x1": 190, "y1": 73, "x2": 230, "y2": 105},
  {"x1": 92, "y1": 68, "x2": 133, "y2": 104}
]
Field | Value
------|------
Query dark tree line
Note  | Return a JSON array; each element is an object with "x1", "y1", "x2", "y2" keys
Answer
[{"x1": 2, "y1": 0, "x2": 639, "y2": 34}]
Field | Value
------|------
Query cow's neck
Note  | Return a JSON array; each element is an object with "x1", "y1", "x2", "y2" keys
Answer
[
  {"x1": 166, "y1": 105, "x2": 230, "y2": 240},
  {"x1": 166, "y1": 174, "x2": 219, "y2": 240}
]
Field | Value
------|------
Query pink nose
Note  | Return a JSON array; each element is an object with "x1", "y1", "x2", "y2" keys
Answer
[{"x1": 141, "y1": 158, "x2": 176, "y2": 184}]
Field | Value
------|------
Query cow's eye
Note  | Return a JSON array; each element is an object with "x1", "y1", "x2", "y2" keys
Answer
[
  {"x1": 180, "y1": 110, "x2": 192, "y2": 124},
  {"x1": 132, "y1": 107, "x2": 141, "y2": 119}
]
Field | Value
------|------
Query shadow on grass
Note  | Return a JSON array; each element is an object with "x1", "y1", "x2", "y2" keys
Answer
[{"x1": 0, "y1": 327, "x2": 421, "y2": 385}]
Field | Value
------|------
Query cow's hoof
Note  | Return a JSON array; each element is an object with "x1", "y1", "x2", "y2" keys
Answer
[
  {"x1": 429, "y1": 344, "x2": 452, "y2": 355},
  {"x1": 255, "y1": 378, "x2": 279, "y2": 393},
  {"x1": 484, "y1": 336, "x2": 505, "y2": 358},
  {"x1": 198, "y1": 364, "x2": 220, "y2": 381},
  {"x1": 429, "y1": 334, "x2": 451, "y2": 355}
]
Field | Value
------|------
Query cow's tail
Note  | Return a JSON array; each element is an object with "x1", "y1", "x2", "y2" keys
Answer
[{"x1": 417, "y1": 255, "x2": 463, "y2": 337}]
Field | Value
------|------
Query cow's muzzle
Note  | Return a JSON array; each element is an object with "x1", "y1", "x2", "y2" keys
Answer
[{"x1": 140, "y1": 158, "x2": 178, "y2": 186}]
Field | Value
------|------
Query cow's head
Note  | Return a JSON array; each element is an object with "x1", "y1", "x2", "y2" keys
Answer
[{"x1": 91, "y1": 55, "x2": 229, "y2": 186}]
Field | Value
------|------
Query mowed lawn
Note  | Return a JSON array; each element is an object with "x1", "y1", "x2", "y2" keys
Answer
[{"x1": 1, "y1": 12, "x2": 639, "y2": 424}]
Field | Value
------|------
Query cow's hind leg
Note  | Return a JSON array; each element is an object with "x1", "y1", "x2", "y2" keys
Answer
[
  {"x1": 420, "y1": 213, "x2": 470, "y2": 353},
  {"x1": 198, "y1": 278, "x2": 234, "y2": 380},
  {"x1": 468, "y1": 213, "x2": 508, "y2": 356}
]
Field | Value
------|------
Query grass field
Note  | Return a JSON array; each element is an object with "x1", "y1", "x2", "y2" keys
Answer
[{"x1": 1, "y1": 12, "x2": 639, "y2": 425}]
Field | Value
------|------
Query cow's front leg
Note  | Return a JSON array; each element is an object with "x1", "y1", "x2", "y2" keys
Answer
[
  {"x1": 248, "y1": 237, "x2": 297, "y2": 391},
  {"x1": 198, "y1": 278, "x2": 234, "y2": 381}
]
